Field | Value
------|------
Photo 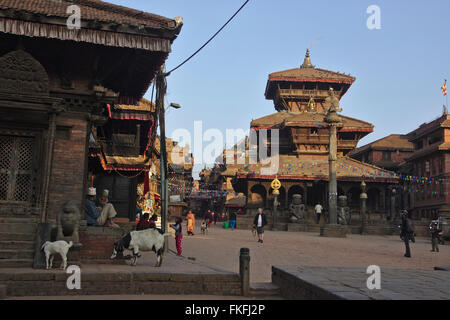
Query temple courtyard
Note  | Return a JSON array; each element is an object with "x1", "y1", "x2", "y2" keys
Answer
[
  {"x1": 3, "y1": 222, "x2": 450, "y2": 300},
  {"x1": 168, "y1": 222, "x2": 450, "y2": 283}
]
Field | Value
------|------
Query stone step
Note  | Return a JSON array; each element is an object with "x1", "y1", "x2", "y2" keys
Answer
[
  {"x1": 0, "y1": 223, "x2": 37, "y2": 234},
  {"x1": 0, "y1": 233, "x2": 35, "y2": 241},
  {"x1": 249, "y1": 282, "x2": 281, "y2": 297},
  {"x1": 0, "y1": 241, "x2": 35, "y2": 250},
  {"x1": 0, "y1": 249, "x2": 34, "y2": 259},
  {"x1": 0, "y1": 217, "x2": 39, "y2": 224},
  {"x1": 0, "y1": 259, "x2": 33, "y2": 268}
]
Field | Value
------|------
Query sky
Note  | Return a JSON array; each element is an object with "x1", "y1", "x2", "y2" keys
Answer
[{"x1": 110, "y1": 0, "x2": 450, "y2": 177}]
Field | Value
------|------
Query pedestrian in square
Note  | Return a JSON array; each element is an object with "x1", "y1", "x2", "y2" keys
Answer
[
  {"x1": 253, "y1": 208, "x2": 267, "y2": 243},
  {"x1": 400, "y1": 210, "x2": 415, "y2": 258},
  {"x1": 186, "y1": 210, "x2": 195, "y2": 236},
  {"x1": 315, "y1": 203, "x2": 323, "y2": 224},
  {"x1": 204, "y1": 210, "x2": 212, "y2": 227},
  {"x1": 170, "y1": 217, "x2": 183, "y2": 256},
  {"x1": 430, "y1": 221, "x2": 442, "y2": 252},
  {"x1": 229, "y1": 209, "x2": 237, "y2": 230}
]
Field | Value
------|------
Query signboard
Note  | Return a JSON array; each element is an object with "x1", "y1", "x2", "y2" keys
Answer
[{"x1": 169, "y1": 195, "x2": 182, "y2": 203}]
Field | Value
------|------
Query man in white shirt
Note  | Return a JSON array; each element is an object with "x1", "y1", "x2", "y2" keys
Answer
[{"x1": 315, "y1": 203, "x2": 323, "y2": 224}]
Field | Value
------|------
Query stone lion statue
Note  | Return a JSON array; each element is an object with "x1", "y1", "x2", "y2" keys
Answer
[
  {"x1": 289, "y1": 194, "x2": 306, "y2": 223},
  {"x1": 56, "y1": 201, "x2": 81, "y2": 244}
]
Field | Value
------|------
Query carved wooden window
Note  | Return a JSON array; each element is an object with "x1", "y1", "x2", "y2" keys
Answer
[{"x1": 0, "y1": 133, "x2": 39, "y2": 205}]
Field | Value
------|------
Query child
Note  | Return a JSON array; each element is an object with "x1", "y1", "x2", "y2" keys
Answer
[
  {"x1": 136, "y1": 213, "x2": 150, "y2": 231},
  {"x1": 170, "y1": 217, "x2": 183, "y2": 256},
  {"x1": 200, "y1": 220, "x2": 208, "y2": 235}
]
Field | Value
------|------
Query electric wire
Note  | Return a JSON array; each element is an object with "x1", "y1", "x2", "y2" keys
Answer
[{"x1": 165, "y1": 0, "x2": 250, "y2": 76}]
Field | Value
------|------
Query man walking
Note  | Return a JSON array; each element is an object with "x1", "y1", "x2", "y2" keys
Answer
[
  {"x1": 253, "y1": 208, "x2": 267, "y2": 243},
  {"x1": 315, "y1": 203, "x2": 323, "y2": 224},
  {"x1": 400, "y1": 210, "x2": 415, "y2": 258}
]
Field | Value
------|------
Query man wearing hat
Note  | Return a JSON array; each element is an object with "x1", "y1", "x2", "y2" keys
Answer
[{"x1": 85, "y1": 188, "x2": 119, "y2": 228}]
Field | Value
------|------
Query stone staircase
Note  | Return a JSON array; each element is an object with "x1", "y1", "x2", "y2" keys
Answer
[{"x1": 0, "y1": 216, "x2": 38, "y2": 268}]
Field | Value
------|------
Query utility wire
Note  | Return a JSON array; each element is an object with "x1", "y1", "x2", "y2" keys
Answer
[{"x1": 165, "y1": 0, "x2": 251, "y2": 76}]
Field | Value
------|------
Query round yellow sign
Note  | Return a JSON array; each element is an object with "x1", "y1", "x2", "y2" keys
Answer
[{"x1": 271, "y1": 178, "x2": 281, "y2": 190}]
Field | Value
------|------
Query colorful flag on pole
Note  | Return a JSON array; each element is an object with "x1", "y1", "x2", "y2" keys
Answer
[{"x1": 442, "y1": 80, "x2": 447, "y2": 96}]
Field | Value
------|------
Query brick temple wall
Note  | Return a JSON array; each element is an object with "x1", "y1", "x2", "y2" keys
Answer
[
  {"x1": 47, "y1": 113, "x2": 89, "y2": 221},
  {"x1": 79, "y1": 226, "x2": 125, "y2": 265}
]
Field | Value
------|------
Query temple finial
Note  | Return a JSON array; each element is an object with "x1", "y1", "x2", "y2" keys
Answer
[{"x1": 301, "y1": 49, "x2": 314, "y2": 69}]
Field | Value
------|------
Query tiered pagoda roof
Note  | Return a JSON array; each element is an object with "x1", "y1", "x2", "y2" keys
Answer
[{"x1": 251, "y1": 111, "x2": 373, "y2": 132}]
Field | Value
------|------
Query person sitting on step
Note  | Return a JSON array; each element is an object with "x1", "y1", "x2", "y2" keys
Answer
[{"x1": 85, "y1": 188, "x2": 119, "y2": 228}]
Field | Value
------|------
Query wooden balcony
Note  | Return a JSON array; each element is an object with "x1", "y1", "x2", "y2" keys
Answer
[{"x1": 278, "y1": 89, "x2": 342, "y2": 99}]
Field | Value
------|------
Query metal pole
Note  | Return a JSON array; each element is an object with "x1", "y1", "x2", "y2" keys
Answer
[{"x1": 156, "y1": 68, "x2": 169, "y2": 252}]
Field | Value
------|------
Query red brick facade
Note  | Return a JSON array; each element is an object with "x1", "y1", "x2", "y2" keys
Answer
[
  {"x1": 406, "y1": 114, "x2": 450, "y2": 220},
  {"x1": 47, "y1": 114, "x2": 89, "y2": 221}
]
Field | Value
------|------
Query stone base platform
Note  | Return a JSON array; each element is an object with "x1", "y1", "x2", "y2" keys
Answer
[
  {"x1": 0, "y1": 253, "x2": 242, "y2": 298},
  {"x1": 272, "y1": 266, "x2": 450, "y2": 300},
  {"x1": 287, "y1": 223, "x2": 308, "y2": 232},
  {"x1": 320, "y1": 224, "x2": 347, "y2": 238}
]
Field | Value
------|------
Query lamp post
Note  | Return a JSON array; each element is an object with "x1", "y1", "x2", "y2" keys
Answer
[
  {"x1": 360, "y1": 181, "x2": 367, "y2": 234},
  {"x1": 156, "y1": 68, "x2": 181, "y2": 253}
]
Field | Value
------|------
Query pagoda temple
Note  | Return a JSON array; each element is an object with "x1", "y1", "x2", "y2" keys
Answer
[{"x1": 232, "y1": 50, "x2": 398, "y2": 216}]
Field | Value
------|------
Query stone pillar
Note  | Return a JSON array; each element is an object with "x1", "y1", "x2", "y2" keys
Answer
[
  {"x1": 360, "y1": 181, "x2": 367, "y2": 234},
  {"x1": 328, "y1": 123, "x2": 338, "y2": 224},
  {"x1": 390, "y1": 188, "x2": 397, "y2": 222},
  {"x1": 273, "y1": 189, "x2": 279, "y2": 226},
  {"x1": 320, "y1": 88, "x2": 346, "y2": 238},
  {"x1": 239, "y1": 248, "x2": 250, "y2": 297}
]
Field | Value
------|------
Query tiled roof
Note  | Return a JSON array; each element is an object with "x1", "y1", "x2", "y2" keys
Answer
[
  {"x1": 115, "y1": 98, "x2": 156, "y2": 113},
  {"x1": 0, "y1": 0, "x2": 177, "y2": 30},
  {"x1": 408, "y1": 114, "x2": 450, "y2": 141},
  {"x1": 268, "y1": 67, "x2": 355, "y2": 84},
  {"x1": 352, "y1": 134, "x2": 414, "y2": 156},
  {"x1": 236, "y1": 156, "x2": 397, "y2": 182},
  {"x1": 251, "y1": 111, "x2": 373, "y2": 131}
]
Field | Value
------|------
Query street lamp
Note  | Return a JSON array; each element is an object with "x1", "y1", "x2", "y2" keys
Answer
[{"x1": 156, "y1": 67, "x2": 182, "y2": 252}]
